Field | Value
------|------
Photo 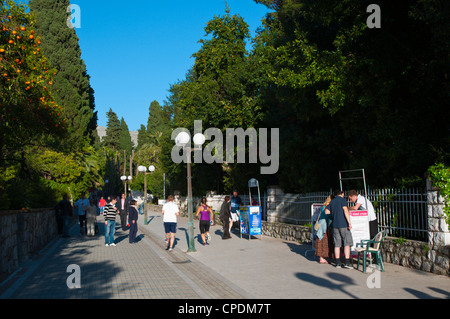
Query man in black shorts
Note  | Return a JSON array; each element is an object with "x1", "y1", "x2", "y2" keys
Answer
[{"x1": 325, "y1": 190, "x2": 353, "y2": 269}]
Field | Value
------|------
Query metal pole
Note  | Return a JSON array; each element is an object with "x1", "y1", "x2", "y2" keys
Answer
[
  {"x1": 187, "y1": 152, "x2": 196, "y2": 252},
  {"x1": 144, "y1": 173, "x2": 148, "y2": 225}
]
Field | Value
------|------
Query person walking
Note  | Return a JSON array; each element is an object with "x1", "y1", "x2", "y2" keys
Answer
[
  {"x1": 195, "y1": 198, "x2": 214, "y2": 246},
  {"x1": 128, "y1": 199, "x2": 139, "y2": 243},
  {"x1": 117, "y1": 193, "x2": 129, "y2": 231},
  {"x1": 98, "y1": 196, "x2": 106, "y2": 215},
  {"x1": 162, "y1": 195, "x2": 180, "y2": 252},
  {"x1": 230, "y1": 190, "x2": 242, "y2": 233},
  {"x1": 74, "y1": 192, "x2": 89, "y2": 236},
  {"x1": 104, "y1": 196, "x2": 118, "y2": 246},
  {"x1": 325, "y1": 190, "x2": 353, "y2": 269},
  {"x1": 220, "y1": 196, "x2": 232, "y2": 239},
  {"x1": 55, "y1": 195, "x2": 73, "y2": 238},
  {"x1": 314, "y1": 195, "x2": 335, "y2": 264},
  {"x1": 347, "y1": 190, "x2": 378, "y2": 239},
  {"x1": 84, "y1": 199, "x2": 98, "y2": 237}
]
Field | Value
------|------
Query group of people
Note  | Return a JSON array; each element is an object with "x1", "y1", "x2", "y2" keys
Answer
[
  {"x1": 102, "y1": 193, "x2": 140, "y2": 246},
  {"x1": 314, "y1": 189, "x2": 377, "y2": 269},
  {"x1": 160, "y1": 190, "x2": 244, "y2": 251},
  {"x1": 55, "y1": 191, "x2": 140, "y2": 246}
]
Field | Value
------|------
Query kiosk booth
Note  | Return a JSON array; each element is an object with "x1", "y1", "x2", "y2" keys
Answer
[{"x1": 239, "y1": 178, "x2": 263, "y2": 240}]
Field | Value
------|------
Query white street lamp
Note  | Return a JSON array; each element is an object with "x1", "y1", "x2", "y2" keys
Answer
[
  {"x1": 138, "y1": 165, "x2": 156, "y2": 225},
  {"x1": 176, "y1": 131, "x2": 205, "y2": 252}
]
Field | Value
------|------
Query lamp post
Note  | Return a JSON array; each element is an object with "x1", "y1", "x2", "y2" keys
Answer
[
  {"x1": 138, "y1": 165, "x2": 155, "y2": 225},
  {"x1": 175, "y1": 131, "x2": 205, "y2": 253},
  {"x1": 120, "y1": 175, "x2": 132, "y2": 197}
]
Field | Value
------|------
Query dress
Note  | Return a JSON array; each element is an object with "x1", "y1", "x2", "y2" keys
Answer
[{"x1": 314, "y1": 207, "x2": 335, "y2": 260}]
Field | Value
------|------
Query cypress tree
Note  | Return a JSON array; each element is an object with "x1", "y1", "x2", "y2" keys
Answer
[
  {"x1": 119, "y1": 117, "x2": 133, "y2": 157},
  {"x1": 29, "y1": 0, "x2": 97, "y2": 149},
  {"x1": 103, "y1": 108, "x2": 120, "y2": 150}
]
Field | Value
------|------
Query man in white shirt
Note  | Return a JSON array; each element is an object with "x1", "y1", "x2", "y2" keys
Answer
[
  {"x1": 162, "y1": 195, "x2": 180, "y2": 252},
  {"x1": 348, "y1": 190, "x2": 378, "y2": 239},
  {"x1": 74, "y1": 192, "x2": 90, "y2": 235}
]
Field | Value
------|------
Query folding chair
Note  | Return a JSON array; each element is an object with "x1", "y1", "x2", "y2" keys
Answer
[{"x1": 356, "y1": 230, "x2": 387, "y2": 273}]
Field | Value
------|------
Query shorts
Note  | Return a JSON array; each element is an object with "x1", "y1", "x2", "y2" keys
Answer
[
  {"x1": 332, "y1": 227, "x2": 353, "y2": 248},
  {"x1": 199, "y1": 220, "x2": 210, "y2": 234},
  {"x1": 164, "y1": 222, "x2": 177, "y2": 234}
]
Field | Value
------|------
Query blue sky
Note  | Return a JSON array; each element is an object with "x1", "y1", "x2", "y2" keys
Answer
[{"x1": 67, "y1": 0, "x2": 271, "y2": 131}]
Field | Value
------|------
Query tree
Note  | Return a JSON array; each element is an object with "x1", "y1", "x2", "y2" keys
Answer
[
  {"x1": 253, "y1": 0, "x2": 449, "y2": 190},
  {"x1": 0, "y1": 0, "x2": 65, "y2": 160},
  {"x1": 119, "y1": 117, "x2": 133, "y2": 157},
  {"x1": 165, "y1": 7, "x2": 267, "y2": 193},
  {"x1": 29, "y1": 0, "x2": 97, "y2": 149},
  {"x1": 103, "y1": 108, "x2": 120, "y2": 150},
  {"x1": 170, "y1": 7, "x2": 263, "y2": 131}
]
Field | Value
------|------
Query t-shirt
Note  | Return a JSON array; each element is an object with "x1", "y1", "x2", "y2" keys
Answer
[
  {"x1": 104, "y1": 203, "x2": 117, "y2": 221},
  {"x1": 74, "y1": 198, "x2": 89, "y2": 216},
  {"x1": 199, "y1": 205, "x2": 210, "y2": 221},
  {"x1": 326, "y1": 196, "x2": 349, "y2": 228},
  {"x1": 230, "y1": 196, "x2": 241, "y2": 213},
  {"x1": 162, "y1": 202, "x2": 179, "y2": 223},
  {"x1": 356, "y1": 195, "x2": 376, "y2": 221}
]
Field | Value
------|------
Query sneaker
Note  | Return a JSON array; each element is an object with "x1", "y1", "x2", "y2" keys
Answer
[
  {"x1": 343, "y1": 264, "x2": 353, "y2": 269},
  {"x1": 110, "y1": 243, "x2": 116, "y2": 247},
  {"x1": 168, "y1": 248, "x2": 173, "y2": 252},
  {"x1": 105, "y1": 244, "x2": 109, "y2": 247},
  {"x1": 207, "y1": 233, "x2": 211, "y2": 241},
  {"x1": 335, "y1": 263, "x2": 342, "y2": 269}
]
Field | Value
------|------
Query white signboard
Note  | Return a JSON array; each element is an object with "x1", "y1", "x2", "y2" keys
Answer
[{"x1": 349, "y1": 210, "x2": 370, "y2": 253}]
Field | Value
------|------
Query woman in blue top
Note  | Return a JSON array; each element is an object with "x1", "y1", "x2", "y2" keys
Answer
[
  {"x1": 196, "y1": 198, "x2": 214, "y2": 246},
  {"x1": 314, "y1": 195, "x2": 335, "y2": 264}
]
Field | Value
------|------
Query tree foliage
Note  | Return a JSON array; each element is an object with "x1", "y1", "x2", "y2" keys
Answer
[{"x1": 0, "y1": 0, "x2": 65, "y2": 158}]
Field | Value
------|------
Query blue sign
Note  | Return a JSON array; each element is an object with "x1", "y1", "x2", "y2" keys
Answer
[{"x1": 248, "y1": 206, "x2": 262, "y2": 236}]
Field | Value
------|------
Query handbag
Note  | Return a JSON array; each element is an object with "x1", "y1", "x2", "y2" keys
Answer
[{"x1": 313, "y1": 209, "x2": 322, "y2": 231}]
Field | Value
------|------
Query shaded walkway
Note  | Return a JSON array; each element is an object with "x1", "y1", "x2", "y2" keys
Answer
[{"x1": 0, "y1": 222, "x2": 247, "y2": 299}]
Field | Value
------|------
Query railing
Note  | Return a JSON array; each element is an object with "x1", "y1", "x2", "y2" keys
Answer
[
  {"x1": 274, "y1": 192, "x2": 330, "y2": 225},
  {"x1": 370, "y1": 188, "x2": 428, "y2": 242},
  {"x1": 272, "y1": 188, "x2": 428, "y2": 241}
]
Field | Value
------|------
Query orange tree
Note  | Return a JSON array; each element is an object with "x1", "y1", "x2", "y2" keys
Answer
[{"x1": 0, "y1": 0, "x2": 65, "y2": 160}]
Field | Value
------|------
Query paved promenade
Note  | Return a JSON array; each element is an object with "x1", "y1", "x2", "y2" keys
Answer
[{"x1": 1, "y1": 206, "x2": 449, "y2": 300}]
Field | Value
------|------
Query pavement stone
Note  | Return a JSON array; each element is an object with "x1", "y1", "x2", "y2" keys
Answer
[
  {"x1": 0, "y1": 215, "x2": 247, "y2": 299},
  {"x1": 140, "y1": 206, "x2": 450, "y2": 300},
  {"x1": 1, "y1": 205, "x2": 449, "y2": 300}
]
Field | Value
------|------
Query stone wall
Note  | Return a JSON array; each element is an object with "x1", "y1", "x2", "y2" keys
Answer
[
  {"x1": 0, "y1": 209, "x2": 58, "y2": 281},
  {"x1": 382, "y1": 237, "x2": 450, "y2": 276}
]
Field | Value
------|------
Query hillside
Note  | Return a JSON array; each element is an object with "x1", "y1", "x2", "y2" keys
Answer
[{"x1": 97, "y1": 126, "x2": 138, "y2": 148}]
